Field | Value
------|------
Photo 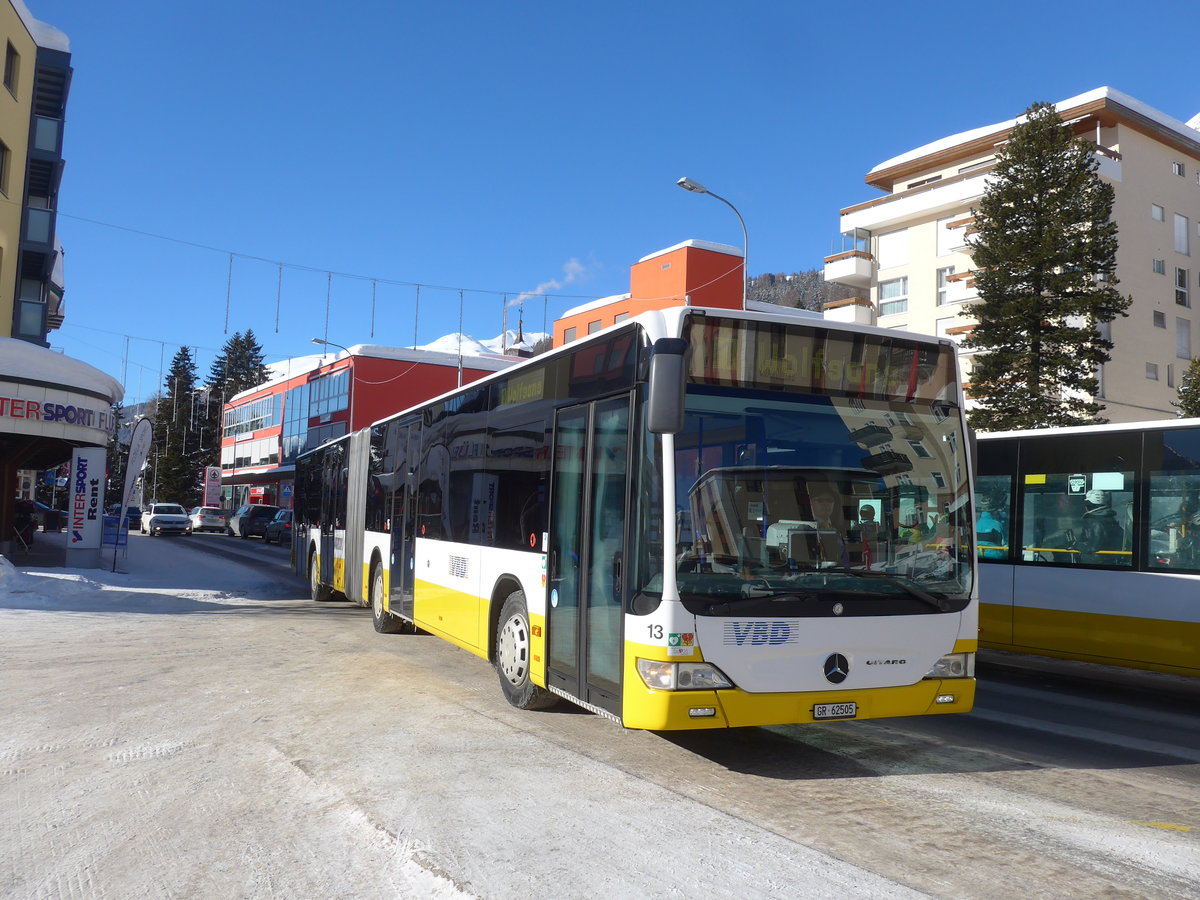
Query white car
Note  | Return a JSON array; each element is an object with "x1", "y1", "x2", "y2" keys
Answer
[
  {"x1": 188, "y1": 506, "x2": 226, "y2": 533},
  {"x1": 141, "y1": 503, "x2": 191, "y2": 536}
]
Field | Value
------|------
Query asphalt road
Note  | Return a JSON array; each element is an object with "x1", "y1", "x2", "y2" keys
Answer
[{"x1": 3, "y1": 534, "x2": 1198, "y2": 899}]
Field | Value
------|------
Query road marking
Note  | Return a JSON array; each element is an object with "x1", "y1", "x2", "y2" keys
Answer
[
  {"x1": 968, "y1": 707, "x2": 1200, "y2": 764},
  {"x1": 1130, "y1": 820, "x2": 1193, "y2": 832}
]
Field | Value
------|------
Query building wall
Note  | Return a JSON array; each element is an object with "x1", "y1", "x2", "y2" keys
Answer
[
  {"x1": 554, "y1": 241, "x2": 743, "y2": 346},
  {"x1": 0, "y1": 2, "x2": 35, "y2": 338},
  {"x1": 1105, "y1": 124, "x2": 1200, "y2": 420},
  {"x1": 220, "y1": 352, "x2": 518, "y2": 508},
  {"x1": 828, "y1": 90, "x2": 1200, "y2": 424}
]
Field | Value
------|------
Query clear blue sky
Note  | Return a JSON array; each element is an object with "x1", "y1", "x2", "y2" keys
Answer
[{"x1": 31, "y1": 0, "x2": 1200, "y2": 406}]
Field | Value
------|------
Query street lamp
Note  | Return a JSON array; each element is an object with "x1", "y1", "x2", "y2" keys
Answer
[
  {"x1": 311, "y1": 337, "x2": 351, "y2": 358},
  {"x1": 676, "y1": 176, "x2": 749, "y2": 308}
]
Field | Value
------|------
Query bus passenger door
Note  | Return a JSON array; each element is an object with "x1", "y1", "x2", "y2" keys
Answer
[
  {"x1": 548, "y1": 396, "x2": 631, "y2": 720},
  {"x1": 390, "y1": 423, "x2": 418, "y2": 621}
]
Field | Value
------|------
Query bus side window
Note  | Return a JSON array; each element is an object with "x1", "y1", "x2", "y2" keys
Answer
[{"x1": 975, "y1": 475, "x2": 1011, "y2": 561}]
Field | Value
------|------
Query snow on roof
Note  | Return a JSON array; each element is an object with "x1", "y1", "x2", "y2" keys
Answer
[
  {"x1": 870, "y1": 87, "x2": 1200, "y2": 175},
  {"x1": 637, "y1": 239, "x2": 743, "y2": 263},
  {"x1": 1, "y1": 337, "x2": 123, "y2": 402},
  {"x1": 11, "y1": 0, "x2": 69, "y2": 51},
  {"x1": 560, "y1": 293, "x2": 630, "y2": 319},
  {"x1": 233, "y1": 337, "x2": 521, "y2": 403}
]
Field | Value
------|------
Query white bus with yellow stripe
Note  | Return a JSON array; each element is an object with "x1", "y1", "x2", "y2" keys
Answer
[
  {"x1": 976, "y1": 420, "x2": 1200, "y2": 678},
  {"x1": 296, "y1": 305, "x2": 978, "y2": 729}
]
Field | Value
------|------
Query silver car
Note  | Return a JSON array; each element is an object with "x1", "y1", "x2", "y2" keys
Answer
[
  {"x1": 141, "y1": 503, "x2": 191, "y2": 536},
  {"x1": 188, "y1": 506, "x2": 227, "y2": 534}
]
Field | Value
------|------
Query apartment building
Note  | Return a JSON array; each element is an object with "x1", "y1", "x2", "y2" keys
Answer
[
  {"x1": 0, "y1": 0, "x2": 69, "y2": 344},
  {"x1": 823, "y1": 87, "x2": 1200, "y2": 423},
  {"x1": 1, "y1": 3, "x2": 123, "y2": 562}
]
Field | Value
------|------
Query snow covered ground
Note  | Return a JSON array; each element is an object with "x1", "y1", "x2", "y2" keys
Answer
[{"x1": 0, "y1": 541, "x2": 920, "y2": 899}]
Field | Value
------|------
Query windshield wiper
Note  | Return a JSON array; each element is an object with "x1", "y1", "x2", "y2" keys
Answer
[
  {"x1": 705, "y1": 591, "x2": 818, "y2": 615},
  {"x1": 815, "y1": 569, "x2": 954, "y2": 612}
]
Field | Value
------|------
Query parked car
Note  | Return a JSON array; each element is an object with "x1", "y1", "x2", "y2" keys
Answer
[
  {"x1": 188, "y1": 506, "x2": 226, "y2": 534},
  {"x1": 227, "y1": 503, "x2": 281, "y2": 539},
  {"x1": 140, "y1": 503, "x2": 191, "y2": 536},
  {"x1": 262, "y1": 509, "x2": 293, "y2": 545},
  {"x1": 106, "y1": 504, "x2": 141, "y2": 530}
]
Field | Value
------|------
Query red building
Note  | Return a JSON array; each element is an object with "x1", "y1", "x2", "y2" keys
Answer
[{"x1": 220, "y1": 345, "x2": 517, "y2": 510}]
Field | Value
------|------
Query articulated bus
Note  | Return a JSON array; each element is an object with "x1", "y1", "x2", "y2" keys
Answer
[
  {"x1": 976, "y1": 420, "x2": 1200, "y2": 678},
  {"x1": 294, "y1": 305, "x2": 978, "y2": 730}
]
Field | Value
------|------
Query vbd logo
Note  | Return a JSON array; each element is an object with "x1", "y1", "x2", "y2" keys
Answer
[{"x1": 724, "y1": 621, "x2": 796, "y2": 646}]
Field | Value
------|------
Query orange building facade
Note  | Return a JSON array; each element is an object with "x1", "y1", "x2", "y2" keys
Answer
[{"x1": 553, "y1": 240, "x2": 745, "y2": 347}]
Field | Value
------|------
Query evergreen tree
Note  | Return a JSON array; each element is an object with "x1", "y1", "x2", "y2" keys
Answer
[
  {"x1": 149, "y1": 347, "x2": 202, "y2": 504},
  {"x1": 963, "y1": 101, "x2": 1130, "y2": 430},
  {"x1": 105, "y1": 400, "x2": 127, "y2": 507},
  {"x1": 199, "y1": 331, "x2": 272, "y2": 469},
  {"x1": 1174, "y1": 357, "x2": 1200, "y2": 417}
]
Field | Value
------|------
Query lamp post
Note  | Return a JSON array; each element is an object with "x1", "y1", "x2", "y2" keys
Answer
[
  {"x1": 310, "y1": 337, "x2": 351, "y2": 359},
  {"x1": 676, "y1": 176, "x2": 748, "y2": 308}
]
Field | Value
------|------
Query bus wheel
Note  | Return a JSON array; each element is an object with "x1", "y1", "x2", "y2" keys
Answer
[
  {"x1": 495, "y1": 591, "x2": 557, "y2": 710},
  {"x1": 309, "y1": 552, "x2": 333, "y2": 603},
  {"x1": 370, "y1": 562, "x2": 408, "y2": 634}
]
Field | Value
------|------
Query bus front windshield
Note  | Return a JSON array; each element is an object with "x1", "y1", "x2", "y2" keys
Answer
[{"x1": 671, "y1": 387, "x2": 973, "y2": 617}]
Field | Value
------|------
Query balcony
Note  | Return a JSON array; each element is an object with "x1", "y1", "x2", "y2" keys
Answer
[{"x1": 823, "y1": 249, "x2": 874, "y2": 288}]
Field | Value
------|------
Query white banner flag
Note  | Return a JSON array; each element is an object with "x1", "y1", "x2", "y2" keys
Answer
[{"x1": 119, "y1": 418, "x2": 153, "y2": 522}]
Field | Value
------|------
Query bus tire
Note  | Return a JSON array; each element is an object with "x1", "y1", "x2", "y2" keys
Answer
[
  {"x1": 309, "y1": 551, "x2": 333, "y2": 603},
  {"x1": 370, "y1": 561, "x2": 408, "y2": 634},
  {"x1": 495, "y1": 590, "x2": 557, "y2": 710}
]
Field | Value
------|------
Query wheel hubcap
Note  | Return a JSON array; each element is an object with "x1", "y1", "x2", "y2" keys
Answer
[
  {"x1": 373, "y1": 573, "x2": 384, "y2": 617},
  {"x1": 497, "y1": 614, "x2": 529, "y2": 684}
]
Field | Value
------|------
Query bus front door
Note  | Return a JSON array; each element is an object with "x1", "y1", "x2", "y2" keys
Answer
[{"x1": 548, "y1": 396, "x2": 631, "y2": 720}]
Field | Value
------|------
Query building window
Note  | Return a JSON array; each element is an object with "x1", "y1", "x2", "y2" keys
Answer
[
  {"x1": 1154, "y1": 310, "x2": 1167, "y2": 328},
  {"x1": 613, "y1": 311, "x2": 630, "y2": 323},
  {"x1": 1178, "y1": 318, "x2": 1192, "y2": 360},
  {"x1": 587, "y1": 320, "x2": 601, "y2": 335},
  {"x1": 1173, "y1": 161, "x2": 1186, "y2": 177},
  {"x1": 1147, "y1": 362, "x2": 1160, "y2": 380},
  {"x1": 1177, "y1": 215, "x2": 1191, "y2": 256},
  {"x1": 958, "y1": 157, "x2": 995, "y2": 174},
  {"x1": 563, "y1": 326, "x2": 576, "y2": 344},
  {"x1": 1153, "y1": 204, "x2": 1165, "y2": 222},
  {"x1": 937, "y1": 217, "x2": 966, "y2": 256},
  {"x1": 907, "y1": 175, "x2": 942, "y2": 189},
  {"x1": 0, "y1": 140, "x2": 8, "y2": 197},
  {"x1": 879, "y1": 277, "x2": 908, "y2": 317},
  {"x1": 936, "y1": 266, "x2": 955, "y2": 305},
  {"x1": 1154, "y1": 258, "x2": 1166, "y2": 275},
  {"x1": 876, "y1": 229, "x2": 909, "y2": 269},
  {"x1": 1169, "y1": 364, "x2": 1176, "y2": 388},
  {"x1": 3, "y1": 43, "x2": 17, "y2": 95},
  {"x1": 1177, "y1": 268, "x2": 1190, "y2": 306}
]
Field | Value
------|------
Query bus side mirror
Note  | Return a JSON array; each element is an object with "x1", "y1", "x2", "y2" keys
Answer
[{"x1": 647, "y1": 338, "x2": 689, "y2": 435}]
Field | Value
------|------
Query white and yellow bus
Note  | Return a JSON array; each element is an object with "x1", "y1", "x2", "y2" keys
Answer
[
  {"x1": 976, "y1": 419, "x2": 1200, "y2": 678},
  {"x1": 295, "y1": 305, "x2": 978, "y2": 729}
]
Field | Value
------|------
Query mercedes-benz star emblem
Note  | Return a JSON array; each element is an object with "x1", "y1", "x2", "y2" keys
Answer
[{"x1": 823, "y1": 653, "x2": 850, "y2": 684}]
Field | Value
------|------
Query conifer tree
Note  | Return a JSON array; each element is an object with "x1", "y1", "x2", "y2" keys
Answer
[
  {"x1": 149, "y1": 347, "x2": 201, "y2": 504},
  {"x1": 198, "y1": 331, "x2": 273, "y2": 469},
  {"x1": 963, "y1": 102, "x2": 1130, "y2": 430},
  {"x1": 1174, "y1": 357, "x2": 1200, "y2": 417}
]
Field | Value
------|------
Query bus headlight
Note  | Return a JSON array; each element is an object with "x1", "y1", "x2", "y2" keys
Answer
[
  {"x1": 637, "y1": 659, "x2": 733, "y2": 691},
  {"x1": 924, "y1": 652, "x2": 974, "y2": 679}
]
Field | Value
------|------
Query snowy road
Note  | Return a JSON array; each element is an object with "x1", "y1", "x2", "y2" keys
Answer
[{"x1": 2, "y1": 536, "x2": 1198, "y2": 899}]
